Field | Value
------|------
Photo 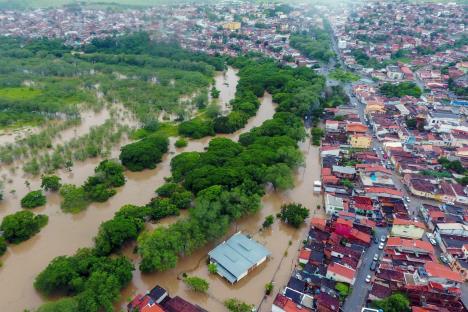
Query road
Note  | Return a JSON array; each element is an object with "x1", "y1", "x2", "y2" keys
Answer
[{"x1": 342, "y1": 226, "x2": 388, "y2": 311}]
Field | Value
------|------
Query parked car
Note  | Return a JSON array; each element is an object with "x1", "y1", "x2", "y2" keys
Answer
[
  {"x1": 440, "y1": 255, "x2": 449, "y2": 264},
  {"x1": 378, "y1": 242, "x2": 384, "y2": 250},
  {"x1": 380, "y1": 235, "x2": 386, "y2": 242},
  {"x1": 426, "y1": 233, "x2": 434, "y2": 240},
  {"x1": 373, "y1": 254, "x2": 379, "y2": 261},
  {"x1": 370, "y1": 261, "x2": 378, "y2": 271},
  {"x1": 429, "y1": 238, "x2": 437, "y2": 245},
  {"x1": 373, "y1": 236, "x2": 379, "y2": 244},
  {"x1": 365, "y1": 274, "x2": 372, "y2": 283},
  {"x1": 405, "y1": 196, "x2": 411, "y2": 203}
]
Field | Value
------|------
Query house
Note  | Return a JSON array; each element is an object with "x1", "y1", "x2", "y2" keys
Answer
[
  {"x1": 326, "y1": 262, "x2": 356, "y2": 285},
  {"x1": 421, "y1": 261, "x2": 463, "y2": 287},
  {"x1": 365, "y1": 187, "x2": 403, "y2": 199},
  {"x1": 272, "y1": 293, "x2": 312, "y2": 312},
  {"x1": 163, "y1": 296, "x2": 207, "y2": 312},
  {"x1": 128, "y1": 285, "x2": 168, "y2": 312},
  {"x1": 349, "y1": 134, "x2": 372, "y2": 149},
  {"x1": 332, "y1": 165, "x2": 356, "y2": 179},
  {"x1": 208, "y1": 232, "x2": 270, "y2": 283},
  {"x1": 346, "y1": 122, "x2": 369, "y2": 134},
  {"x1": 299, "y1": 249, "x2": 311, "y2": 264},
  {"x1": 127, "y1": 295, "x2": 165, "y2": 312},
  {"x1": 325, "y1": 193, "x2": 345, "y2": 215},
  {"x1": 386, "y1": 237, "x2": 435, "y2": 258},
  {"x1": 315, "y1": 292, "x2": 340, "y2": 312},
  {"x1": 390, "y1": 218, "x2": 426, "y2": 239}
]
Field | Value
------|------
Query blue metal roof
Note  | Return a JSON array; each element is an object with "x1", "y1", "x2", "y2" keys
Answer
[{"x1": 208, "y1": 232, "x2": 270, "y2": 282}]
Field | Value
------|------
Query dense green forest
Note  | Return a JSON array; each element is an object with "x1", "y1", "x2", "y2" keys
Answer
[{"x1": 289, "y1": 26, "x2": 334, "y2": 63}]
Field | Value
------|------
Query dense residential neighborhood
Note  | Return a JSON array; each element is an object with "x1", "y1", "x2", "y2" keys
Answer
[{"x1": 0, "y1": 0, "x2": 466, "y2": 312}]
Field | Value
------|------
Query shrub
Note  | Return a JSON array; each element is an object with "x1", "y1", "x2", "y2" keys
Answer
[
  {"x1": 279, "y1": 203, "x2": 309, "y2": 228},
  {"x1": 120, "y1": 135, "x2": 169, "y2": 171},
  {"x1": 0, "y1": 210, "x2": 48, "y2": 243},
  {"x1": 41, "y1": 175, "x2": 62, "y2": 192},
  {"x1": 262, "y1": 215, "x2": 274, "y2": 228},
  {"x1": 224, "y1": 298, "x2": 254, "y2": 312},
  {"x1": 0, "y1": 236, "x2": 7, "y2": 256},
  {"x1": 21, "y1": 190, "x2": 46, "y2": 209},
  {"x1": 60, "y1": 184, "x2": 89, "y2": 213},
  {"x1": 265, "y1": 282, "x2": 273, "y2": 295},
  {"x1": 175, "y1": 138, "x2": 188, "y2": 148},
  {"x1": 208, "y1": 263, "x2": 217, "y2": 274},
  {"x1": 183, "y1": 276, "x2": 209, "y2": 293}
]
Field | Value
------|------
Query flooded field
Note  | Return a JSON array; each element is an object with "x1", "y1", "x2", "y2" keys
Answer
[{"x1": 0, "y1": 67, "x2": 322, "y2": 312}]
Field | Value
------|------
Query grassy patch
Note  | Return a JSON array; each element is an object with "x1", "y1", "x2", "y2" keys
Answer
[
  {"x1": 0, "y1": 87, "x2": 42, "y2": 101},
  {"x1": 329, "y1": 69, "x2": 360, "y2": 83},
  {"x1": 132, "y1": 122, "x2": 178, "y2": 140}
]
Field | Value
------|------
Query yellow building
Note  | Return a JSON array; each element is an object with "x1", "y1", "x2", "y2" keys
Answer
[
  {"x1": 223, "y1": 22, "x2": 241, "y2": 31},
  {"x1": 349, "y1": 134, "x2": 372, "y2": 149},
  {"x1": 390, "y1": 218, "x2": 426, "y2": 239}
]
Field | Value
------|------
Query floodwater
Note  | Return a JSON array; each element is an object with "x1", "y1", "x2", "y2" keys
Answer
[
  {"x1": 0, "y1": 66, "x2": 322, "y2": 312},
  {"x1": 210, "y1": 67, "x2": 239, "y2": 115},
  {"x1": 0, "y1": 108, "x2": 111, "y2": 147},
  {"x1": 118, "y1": 139, "x2": 323, "y2": 312}
]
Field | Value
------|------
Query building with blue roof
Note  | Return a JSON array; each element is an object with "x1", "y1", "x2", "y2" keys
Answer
[{"x1": 208, "y1": 232, "x2": 271, "y2": 284}]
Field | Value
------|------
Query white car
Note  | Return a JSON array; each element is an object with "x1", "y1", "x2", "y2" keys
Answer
[
  {"x1": 365, "y1": 274, "x2": 372, "y2": 283},
  {"x1": 373, "y1": 254, "x2": 379, "y2": 261},
  {"x1": 378, "y1": 242, "x2": 384, "y2": 250},
  {"x1": 429, "y1": 238, "x2": 437, "y2": 245},
  {"x1": 426, "y1": 232, "x2": 434, "y2": 240},
  {"x1": 405, "y1": 196, "x2": 411, "y2": 203}
]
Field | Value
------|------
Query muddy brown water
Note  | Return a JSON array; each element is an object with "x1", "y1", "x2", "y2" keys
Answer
[
  {"x1": 0, "y1": 68, "x2": 322, "y2": 312},
  {"x1": 0, "y1": 108, "x2": 111, "y2": 147}
]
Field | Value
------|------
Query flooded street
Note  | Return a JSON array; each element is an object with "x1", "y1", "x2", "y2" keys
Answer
[{"x1": 0, "y1": 66, "x2": 322, "y2": 312}]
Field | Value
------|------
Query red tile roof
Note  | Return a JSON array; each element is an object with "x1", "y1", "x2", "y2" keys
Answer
[
  {"x1": 365, "y1": 187, "x2": 403, "y2": 197},
  {"x1": 393, "y1": 218, "x2": 426, "y2": 230},
  {"x1": 387, "y1": 237, "x2": 434, "y2": 254},
  {"x1": 299, "y1": 249, "x2": 312, "y2": 261},
  {"x1": 327, "y1": 262, "x2": 356, "y2": 281},
  {"x1": 346, "y1": 122, "x2": 369, "y2": 133},
  {"x1": 310, "y1": 217, "x2": 327, "y2": 231},
  {"x1": 425, "y1": 261, "x2": 463, "y2": 283}
]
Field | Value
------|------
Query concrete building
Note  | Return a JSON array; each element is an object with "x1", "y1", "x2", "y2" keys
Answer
[
  {"x1": 390, "y1": 218, "x2": 426, "y2": 239},
  {"x1": 325, "y1": 193, "x2": 345, "y2": 215}
]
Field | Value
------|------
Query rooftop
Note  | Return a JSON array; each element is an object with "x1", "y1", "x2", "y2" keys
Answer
[{"x1": 208, "y1": 232, "x2": 270, "y2": 283}]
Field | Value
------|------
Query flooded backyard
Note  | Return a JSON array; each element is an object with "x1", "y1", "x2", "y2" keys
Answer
[{"x1": 0, "y1": 67, "x2": 323, "y2": 312}]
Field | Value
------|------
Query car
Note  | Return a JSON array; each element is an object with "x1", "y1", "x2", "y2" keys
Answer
[
  {"x1": 426, "y1": 232, "x2": 434, "y2": 239},
  {"x1": 405, "y1": 196, "x2": 411, "y2": 203},
  {"x1": 373, "y1": 236, "x2": 379, "y2": 244},
  {"x1": 370, "y1": 260, "x2": 378, "y2": 271},
  {"x1": 380, "y1": 235, "x2": 386, "y2": 242},
  {"x1": 373, "y1": 254, "x2": 379, "y2": 261},
  {"x1": 429, "y1": 238, "x2": 437, "y2": 245},
  {"x1": 440, "y1": 255, "x2": 449, "y2": 264},
  {"x1": 365, "y1": 274, "x2": 372, "y2": 283},
  {"x1": 378, "y1": 242, "x2": 384, "y2": 250}
]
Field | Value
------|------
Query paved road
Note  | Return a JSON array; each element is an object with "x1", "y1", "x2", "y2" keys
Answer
[{"x1": 342, "y1": 226, "x2": 388, "y2": 312}]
